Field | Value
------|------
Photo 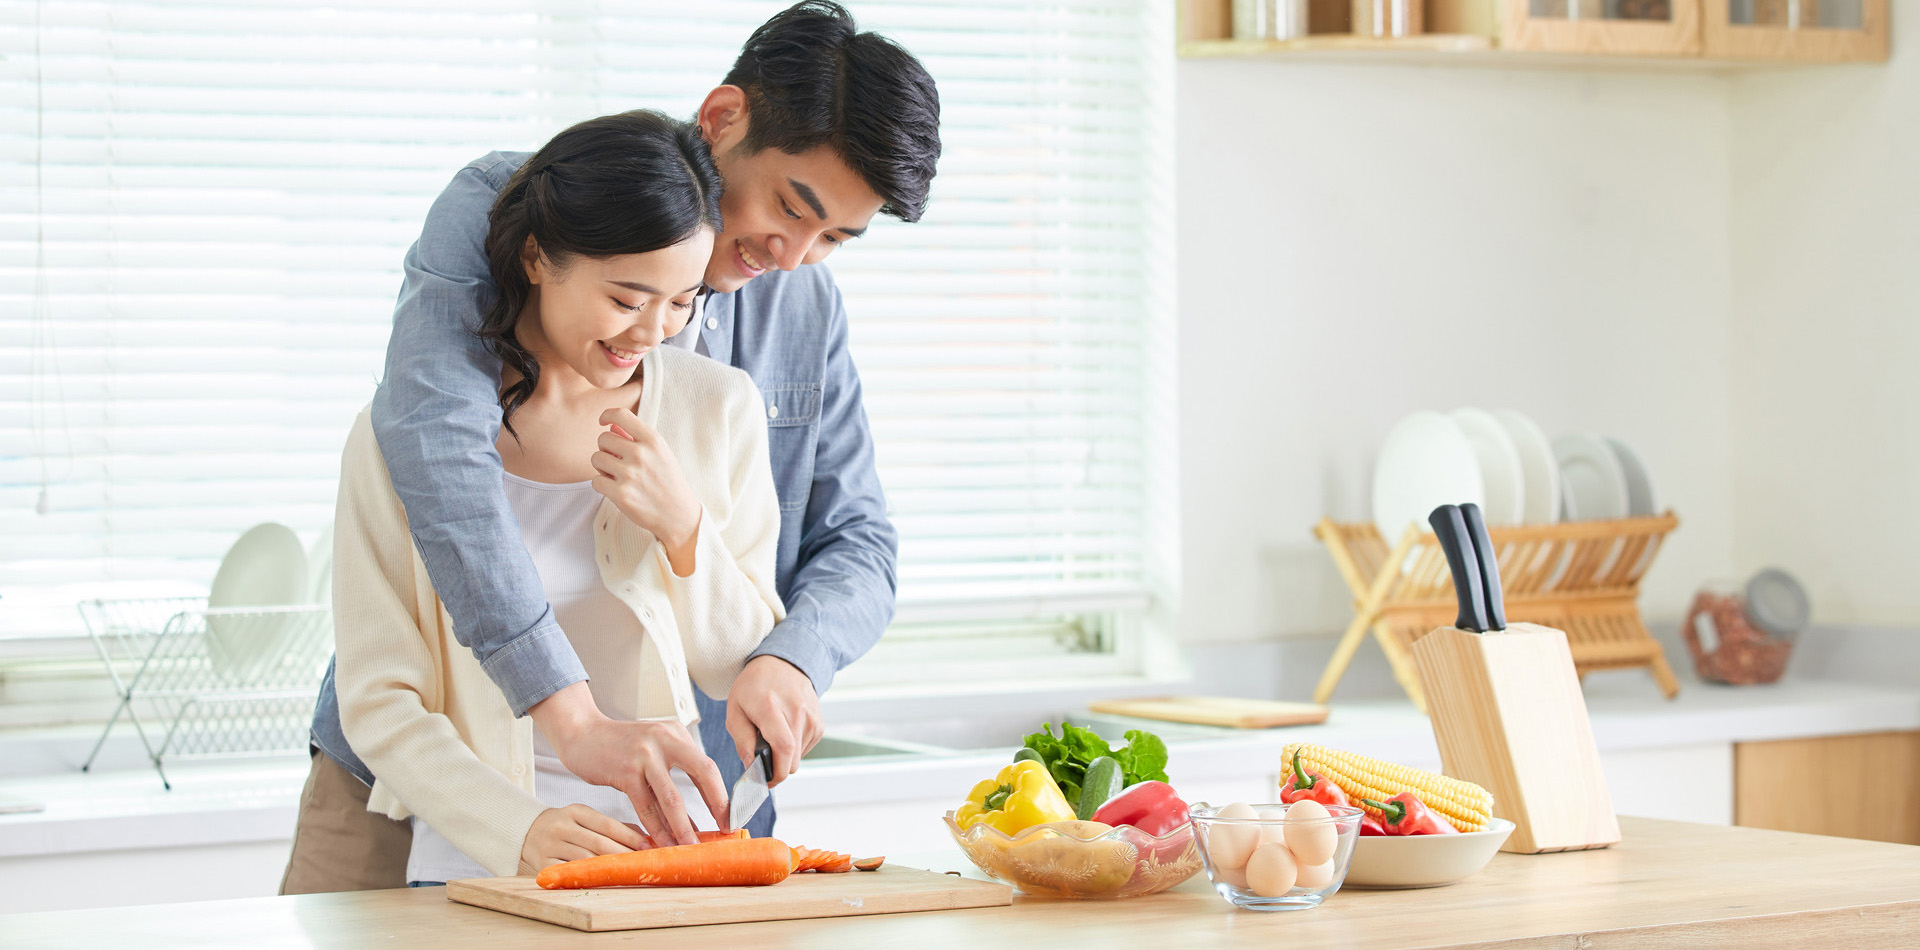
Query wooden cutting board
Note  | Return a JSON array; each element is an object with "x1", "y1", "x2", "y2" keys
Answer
[
  {"x1": 446, "y1": 865, "x2": 1012, "y2": 932},
  {"x1": 1088, "y1": 696, "x2": 1329, "y2": 729}
]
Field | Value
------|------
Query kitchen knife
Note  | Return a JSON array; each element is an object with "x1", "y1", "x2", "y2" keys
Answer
[
  {"x1": 1429, "y1": 504, "x2": 1490, "y2": 633},
  {"x1": 1458, "y1": 502, "x2": 1508, "y2": 632},
  {"x1": 727, "y1": 734, "x2": 774, "y2": 832}
]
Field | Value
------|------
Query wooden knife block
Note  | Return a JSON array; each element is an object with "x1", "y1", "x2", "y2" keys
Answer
[{"x1": 1412, "y1": 623, "x2": 1620, "y2": 854}]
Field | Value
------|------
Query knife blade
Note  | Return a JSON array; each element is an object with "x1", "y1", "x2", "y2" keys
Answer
[
  {"x1": 727, "y1": 734, "x2": 774, "y2": 831},
  {"x1": 1429, "y1": 504, "x2": 1490, "y2": 633},
  {"x1": 1458, "y1": 502, "x2": 1507, "y2": 631}
]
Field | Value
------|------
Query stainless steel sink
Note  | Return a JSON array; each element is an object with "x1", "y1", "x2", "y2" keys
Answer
[{"x1": 801, "y1": 734, "x2": 951, "y2": 760}]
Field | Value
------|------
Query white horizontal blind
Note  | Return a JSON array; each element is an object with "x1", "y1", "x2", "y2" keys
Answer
[{"x1": 0, "y1": 0, "x2": 1176, "y2": 651}]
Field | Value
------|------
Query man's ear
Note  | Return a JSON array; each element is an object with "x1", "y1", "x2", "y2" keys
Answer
[
  {"x1": 520, "y1": 234, "x2": 545, "y2": 284},
  {"x1": 697, "y1": 85, "x2": 751, "y2": 153}
]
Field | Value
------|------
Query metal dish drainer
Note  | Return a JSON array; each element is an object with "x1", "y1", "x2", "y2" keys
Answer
[{"x1": 79, "y1": 597, "x2": 333, "y2": 788}]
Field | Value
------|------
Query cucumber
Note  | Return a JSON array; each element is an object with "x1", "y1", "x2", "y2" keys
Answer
[
  {"x1": 1076, "y1": 755, "x2": 1124, "y2": 820},
  {"x1": 1013, "y1": 747, "x2": 1046, "y2": 766}
]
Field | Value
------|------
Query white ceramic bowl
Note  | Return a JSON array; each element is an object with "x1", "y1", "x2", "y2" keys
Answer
[{"x1": 1343, "y1": 818, "x2": 1515, "y2": 888}]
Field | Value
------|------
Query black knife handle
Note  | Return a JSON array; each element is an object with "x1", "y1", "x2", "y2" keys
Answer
[
  {"x1": 752, "y1": 734, "x2": 773, "y2": 777},
  {"x1": 1429, "y1": 504, "x2": 1490, "y2": 633},
  {"x1": 1459, "y1": 503, "x2": 1507, "y2": 631}
]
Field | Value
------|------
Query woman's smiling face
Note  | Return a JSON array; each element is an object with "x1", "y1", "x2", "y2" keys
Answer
[{"x1": 519, "y1": 228, "x2": 716, "y2": 388}]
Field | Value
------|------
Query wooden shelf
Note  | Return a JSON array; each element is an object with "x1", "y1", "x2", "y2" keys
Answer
[
  {"x1": 1177, "y1": 33, "x2": 1744, "y2": 70},
  {"x1": 1179, "y1": 33, "x2": 1493, "y2": 58},
  {"x1": 1178, "y1": 0, "x2": 1889, "y2": 67}
]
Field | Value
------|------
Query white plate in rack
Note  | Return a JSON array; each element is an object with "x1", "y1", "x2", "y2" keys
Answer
[
  {"x1": 1493, "y1": 409, "x2": 1560, "y2": 525},
  {"x1": 1373, "y1": 411, "x2": 1485, "y2": 545},
  {"x1": 1553, "y1": 434, "x2": 1630, "y2": 522},
  {"x1": 1449, "y1": 408, "x2": 1525, "y2": 527},
  {"x1": 207, "y1": 522, "x2": 307, "y2": 684}
]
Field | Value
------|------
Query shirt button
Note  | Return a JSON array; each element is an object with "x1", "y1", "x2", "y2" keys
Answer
[
  {"x1": 513, "y1": 765, "x2": 525, "y2": 776},
  {"x1": 767, "y1": 403, "x2": 779, "y2": 420},
  {"x1": 705, "y1": 317, "x2": 718, "y2": 330}
]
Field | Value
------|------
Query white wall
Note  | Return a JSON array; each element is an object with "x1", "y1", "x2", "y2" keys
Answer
[
  {"x1": 1728, "y1": 16, "x2": 1920, "y2": 626},
  {"x1": 1177, "y1": 61, "x2": 1739, "y2": 643}
]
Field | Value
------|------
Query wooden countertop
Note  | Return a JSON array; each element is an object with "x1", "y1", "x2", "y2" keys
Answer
[{"x1": 6, "y1": 817, "x2": 1917, "y2": 949}]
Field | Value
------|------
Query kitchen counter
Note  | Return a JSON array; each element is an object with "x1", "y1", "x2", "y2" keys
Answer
[{"x1": 3, "y1": 817, "x2": 1916, "y2": 949}]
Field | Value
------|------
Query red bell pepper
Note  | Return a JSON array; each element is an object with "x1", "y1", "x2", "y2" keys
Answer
[
  {"x1": 1280, "y1": 749, "x2": 1352, "y2": 809},
  {"x1": 1358, "y1": 813, "x2": 1389, "y2": 836},
  {"x1": 1362, "y1": 792, "x2": 1459, "y2": 836},
  {"x1": 1091, "y1": 780, "x2": 1189, "y2": 837}
]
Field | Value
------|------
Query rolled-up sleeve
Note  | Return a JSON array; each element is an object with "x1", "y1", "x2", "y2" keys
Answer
[{"x1": 368, "y1": 154, "x2": 586, "y2": 716}]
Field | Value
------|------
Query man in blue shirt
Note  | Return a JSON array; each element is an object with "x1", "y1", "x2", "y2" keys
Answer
[{"x1": 281, "y1": 1, "x2": 940, "y2": 893}]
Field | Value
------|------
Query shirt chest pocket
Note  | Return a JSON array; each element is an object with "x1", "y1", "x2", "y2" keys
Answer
[{"x1": 761, "y1": 384, "x2": 821, "y2": 513}]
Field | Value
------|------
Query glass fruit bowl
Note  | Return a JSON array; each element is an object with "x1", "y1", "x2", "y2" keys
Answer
[{"x1": 941, "y1": 812, "x2": 1202, "y2": 899}]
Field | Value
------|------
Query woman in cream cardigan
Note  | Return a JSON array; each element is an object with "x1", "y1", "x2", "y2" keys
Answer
[{"x1": 331, "y1": 111, "x2": 783, "y2": 884}]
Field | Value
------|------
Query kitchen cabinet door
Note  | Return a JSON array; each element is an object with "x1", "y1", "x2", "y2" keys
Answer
[
  {"x1": 1735, "y1": 730, "x2": 1920, "y2": 845},
  {"x1": 1701, "y1": 0, "x2": 1889, "y2": 61},
  {"x1": 1486, "y1": 0, "x2": 1704, "y2": 55}
]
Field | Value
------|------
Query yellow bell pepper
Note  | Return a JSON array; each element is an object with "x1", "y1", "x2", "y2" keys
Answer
[{"x1": 954, "y1": 760, "x2": 1075, "y2": 835}]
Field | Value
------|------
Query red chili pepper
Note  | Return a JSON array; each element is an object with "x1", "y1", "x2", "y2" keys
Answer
[
  {"x1": 1362, "y1": 792, "x2": 1459, "y2": 835},
  {"x1": 1280, "y1": 749, "x2": 1352, "y2": 809},
  {"x1": 1358, "y1": 814, "x2": 1389, "y2": 836},
  {"x1": 1091, "y1": 780, "x2": 1189, "y2": 836}
]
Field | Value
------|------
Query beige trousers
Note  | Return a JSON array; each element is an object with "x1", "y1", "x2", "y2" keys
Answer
[{"x1": 279, "y1": 750, "x2": 413, "y2": 894}]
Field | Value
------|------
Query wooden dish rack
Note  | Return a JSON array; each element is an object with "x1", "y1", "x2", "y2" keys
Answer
[{"x1": 1312, "y1": 512, "x2": 1683, "y2": 714}]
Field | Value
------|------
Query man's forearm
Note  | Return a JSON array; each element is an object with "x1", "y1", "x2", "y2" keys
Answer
[{"x1": 370, "y1": 155, "x2": 586, "y2": 716}]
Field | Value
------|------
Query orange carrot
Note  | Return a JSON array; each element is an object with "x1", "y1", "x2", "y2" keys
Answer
[
  {"x1": 816, "y1": 854, "x2": 854, "y2": 873},
  {"x1": 536, "y1": 836, "x2": 796, "y2": 889},
  {"x1": 635, "y1": 827, "x2": 748, "y2": 851}
]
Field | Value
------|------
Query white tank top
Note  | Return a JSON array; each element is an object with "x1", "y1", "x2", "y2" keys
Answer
[{"x1": 405, "y1": 472, "x2": 714, "y2": 885}]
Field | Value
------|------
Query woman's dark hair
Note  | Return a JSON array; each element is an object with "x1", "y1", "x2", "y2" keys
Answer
[
  {"x1": 478, "y1": 110, "x2": 723, "y2": 436},
  {"x1": 722, "y1": 1, "x2": 941, "y2": 223}
]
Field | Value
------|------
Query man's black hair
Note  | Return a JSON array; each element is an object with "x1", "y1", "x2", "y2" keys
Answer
[{"x1": 723, "y1": 1, "x2": 941, "y2": 223}]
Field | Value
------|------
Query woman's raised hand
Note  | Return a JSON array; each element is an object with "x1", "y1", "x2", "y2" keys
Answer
[{"x1": 592, "y1": 407, "x2": 702, "y2": 575}]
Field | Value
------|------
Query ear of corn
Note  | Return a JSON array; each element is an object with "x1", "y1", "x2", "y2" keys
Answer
[{"x1": 1281, "y1": 742, "x2": 1493, "y2": 833}]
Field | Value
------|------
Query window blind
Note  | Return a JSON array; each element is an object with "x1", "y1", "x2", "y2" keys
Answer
[{"x1": 0, "y1": 0, "x2": 1177, "y2": 657}]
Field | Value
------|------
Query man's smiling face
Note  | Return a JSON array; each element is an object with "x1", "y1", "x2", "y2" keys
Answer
[{"x1": 697, "y1": 88, "x2": 887, "y2": 293}]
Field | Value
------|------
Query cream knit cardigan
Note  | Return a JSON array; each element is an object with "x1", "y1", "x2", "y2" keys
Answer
[{"x1": 332, "y1": 346, "x2": 785, "y2": 877}]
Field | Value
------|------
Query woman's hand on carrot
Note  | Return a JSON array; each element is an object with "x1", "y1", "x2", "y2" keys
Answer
[
  {"x1": 528, "y1": 682, "x2": 731, "y2": 846},
  {"x1": 591, "y1": 408, "x2": 703, "y2": 575},
  {"x1": 519, "y1": 803, "x2": 648, "y2": 873}
]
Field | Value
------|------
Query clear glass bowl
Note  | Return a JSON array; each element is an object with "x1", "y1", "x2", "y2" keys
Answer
[
  {"x1": 941, "y1": 812, "x2": 1202, "y2": 899},
  {"x1": 1189, "y1": 802, "x2": 1363, "y2": 911}
]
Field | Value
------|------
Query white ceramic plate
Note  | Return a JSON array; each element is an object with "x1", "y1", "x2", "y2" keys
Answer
[
  {"x1": 207, "y1": 522, "x2": 307, "y2": 684},
  {"x1": 1492, "y1": 409, "x2": 1560, "y2": 525},
  {"x1": 1373, "y1": 412, "x2": 1485, "y2": 544},
  {"x1": 1603, "y1": 437, "x2": 1658, "y2": 518},
  {"x1": 1553, "y1": 434, "x2": 1630, "y2": 522},
  {"x1": 1449, "y1": 409, "x2": 1525, "y2": 527},
  {"x1": 1343, "y1": 818, "x2": 1515, "y2": 888}
]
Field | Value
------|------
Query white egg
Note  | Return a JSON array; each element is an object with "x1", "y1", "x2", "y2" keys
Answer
[
  {"x1": 1207, "y1": 802, "x2": 1261, "y2": 870},
  {"x1": 1243, "y1": 841, "x2": 1299, "y2": 898},
  {"x1": 1257, "y1": 806, "x2": 1291, "y2": 847},
  {"x1": 1283, "y1": 799, "x2": 1339, "y2": 866},
  {"x1": 1294, "y1": 859, "x2": 1335, "y2": 890}
]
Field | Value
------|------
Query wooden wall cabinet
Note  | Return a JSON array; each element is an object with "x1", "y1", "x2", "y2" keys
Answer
[
  {"x1": 1734, "y1": 730, "x2": 1920, "y2": 846},
  {"x1": 1177, "y1": 0, "x2": 1889, "y2": 64},
  {"x1": 1701, "y1": 0, "x2": 1889, "y2": 61},
  {"x1": 1431, "y1": 0, "x2": 1701, "y2": 56}
]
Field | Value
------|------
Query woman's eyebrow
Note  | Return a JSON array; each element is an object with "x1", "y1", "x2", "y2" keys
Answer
[{"x1": 607, "y1": 279, "x2": 704, "y2": 294}]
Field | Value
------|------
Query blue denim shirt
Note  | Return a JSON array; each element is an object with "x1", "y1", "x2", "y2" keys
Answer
[{"x1": 310, "y1": 153, "x2": 899, "y2": 830}]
